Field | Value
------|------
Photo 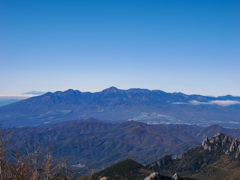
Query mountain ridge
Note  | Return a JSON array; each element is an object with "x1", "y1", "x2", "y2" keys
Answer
[
  {"x1": 146, "y1": 132, "x2": 240, "y2": 179},
  {"x1": 0, "y1": 87, "x2": 240, "y2": 128},
  {"x1": 90, "y1": 132, "x2": 240, "y2": 180},
  {"x1": 6, "y1": 119, "x2": 240, "y2": 175}
]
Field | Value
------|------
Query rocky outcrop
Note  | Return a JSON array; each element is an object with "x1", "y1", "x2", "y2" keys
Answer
[
  {"x1": 100, "y1": 177, "x2": 110, "y2": 180},
  {"x1": 202, "y1": 136, "x2": 208, "y2": 146},
  {"x1": 146, "y1": 133, "x2": 240, "y2": 180},
  {"x1": 172, "y1": 173, "x2": 180, "y2": 180},
  {"x1": 202, "y1": 132, "x2": 240, "y2": 159},
  {"x1": 230, "y1": 139, "x2": 239, "y2": 152},
  {"x1": 144, "y1": 172, "x2": 159, "y2": 180}
]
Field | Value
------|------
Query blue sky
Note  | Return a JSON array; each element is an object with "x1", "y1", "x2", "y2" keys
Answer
[{"x1": 0, "y1": 0, "x2": 239, "y2": 96}]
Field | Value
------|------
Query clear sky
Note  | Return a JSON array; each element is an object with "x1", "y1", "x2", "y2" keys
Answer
[{"x1": 0, "y1": 0, "x2": 239, "y2": 96}]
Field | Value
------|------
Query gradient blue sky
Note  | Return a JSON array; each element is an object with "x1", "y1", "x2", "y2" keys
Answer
[{"x1": 0, "y1": 0, "x2": 239, "y2": 96}]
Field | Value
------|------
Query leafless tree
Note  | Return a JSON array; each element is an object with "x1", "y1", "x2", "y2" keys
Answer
[
  {"x1": 0, "y1": 127, "x2": 11, "y2": 179},
  {"x1": 0, "y1": 126, "x2": 73, "y2": 180}
]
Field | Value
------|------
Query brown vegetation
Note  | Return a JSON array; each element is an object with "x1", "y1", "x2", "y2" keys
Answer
[{"x1": 0, "y1": 127, "x2": 73, "y2": 180}]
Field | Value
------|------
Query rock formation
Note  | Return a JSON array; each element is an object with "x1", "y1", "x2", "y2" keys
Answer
[
  {"x1": 172, "y1": 173, "x2": 180, "y2": 180},
  {"x1": 202, "y1": 132, "x2": 240, "y2": 159},
  {"x1": 202, "y1": 136, "x2": 208, "y2": 146},
  {"x1": 144, "y1": 172, "x2": 159, "y2": 180},
  {"x1": 99, "y1": 177, "x2": 110, "y2": 180}
]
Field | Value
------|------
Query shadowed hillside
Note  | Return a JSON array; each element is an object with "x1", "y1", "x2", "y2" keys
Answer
[
  {"x1": 147, "y1": 133, "x2": 240, "y2": 180},
  {"x1": 6, "y1": 119, "x2": 240, "y2": 175}
]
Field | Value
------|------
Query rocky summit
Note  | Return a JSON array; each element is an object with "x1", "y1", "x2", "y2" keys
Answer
[
  {"x1": 146, "y1": 133, "x2": 240, "y2": 180},
  {"x1": 202, "y1": 132, "x2": 240, "y2": 158},
  {"x1": 88, "y1": 132, "x2": 240, "y2": 180}
]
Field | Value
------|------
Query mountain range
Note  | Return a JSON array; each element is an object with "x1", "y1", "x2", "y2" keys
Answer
[
  {"x1": 89, "y1": 159, "x2": 175, "y2": 180},
  {"x1": 86, "y1": 132, "x2": 240, "y2": 180},
  {"x1": 0, "y1": 87, "x2": 240, "y2": 128},
  {"x1": 6, "y1": 119, "x2": 240, "y2": 175},
  {"x1": 146, "y1": 132, "x2": 240, "y2": 180}
]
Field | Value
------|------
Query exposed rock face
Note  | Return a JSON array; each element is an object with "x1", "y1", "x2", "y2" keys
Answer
[
  {"x1": 172, "y1": 173, "x2": 180, "y2": 180},
  {"x1": 230, "y1": 139, "x2": 239, "y2": 152},
  {"x1": 202, "y1": 136, "x2": 208, "y2": 146},
  {"x1": 144, "y1": 172, "x2": 159, "y2": 180},
  {"x1": 100, "y1": 177, "x2": 110, "y2": 180},
  {"x1": 202, "y1": 132, "x2": 240, "y2": 159},
  {"x1": 147, "y1": 133, "x2": 240, "y2": 180}
]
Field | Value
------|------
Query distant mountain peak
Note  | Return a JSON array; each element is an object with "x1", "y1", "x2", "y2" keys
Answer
[
  {"x1": 66, "y1": 89, "x2": 75, "y2": 92},
  {"x1": 22, "y1": 91, "x2": 46, "y2": 95},
  {"x1": 64, "y1": 89, "x2": 81, "y2": 94},
  {"x1": 127, "y1": 88, "x2": 151, "y2": 93},
  {"x1": 102, "y1": 86, "x2": 120, "y2": 93},
  {"x1": 1, "y1": 87, "x2": 240, "y2": 129}
]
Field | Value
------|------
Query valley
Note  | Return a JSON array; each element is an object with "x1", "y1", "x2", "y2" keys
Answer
[
  {"x1": 5, "y1": 119, "x2": 240, "y2": 176},
  {"x1": 89, "y1": 132, "x2": 240, "y2": 180}
]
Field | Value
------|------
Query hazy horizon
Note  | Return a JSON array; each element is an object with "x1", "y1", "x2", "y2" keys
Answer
[{"x1": 1, "y1": 86, "x2": 240, "y2": 99}]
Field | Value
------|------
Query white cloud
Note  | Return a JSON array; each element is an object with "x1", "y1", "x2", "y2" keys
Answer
[
  {"x1": 209, "y1": 100, "x2": 240, "y2": 106},
  {"x1": 189, "y1": 100, "x2": 240, "y2": 106},
  {"x1": 0, "y1": 94, "x2": 36, "y2": 99},
  {"x1": 173, "y1": 100, "x2": 240, "y2": 106}
]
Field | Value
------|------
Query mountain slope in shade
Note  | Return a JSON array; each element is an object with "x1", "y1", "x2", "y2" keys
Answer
[
  {"x1": 6, "y1": 120, "x2": 240, "y2": 175},
  {"x1": 146, "y1": 133, "x2": 240, "y2": 180},
  {"x1": 90, "y1": 159, "x2": 195, "y2": 180},
  {"x1": 8, "y1": 120, "x2": 201, "y2": 170},
  {"x1": 0, "y1": 99, "x2": 20, "y2": 107},
  {"x1": 91, "y1": 159, "x2": 154, "y2": 180},
  {"x1": 0, "y1": 87, "x2": 240, "y2": 128}
]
